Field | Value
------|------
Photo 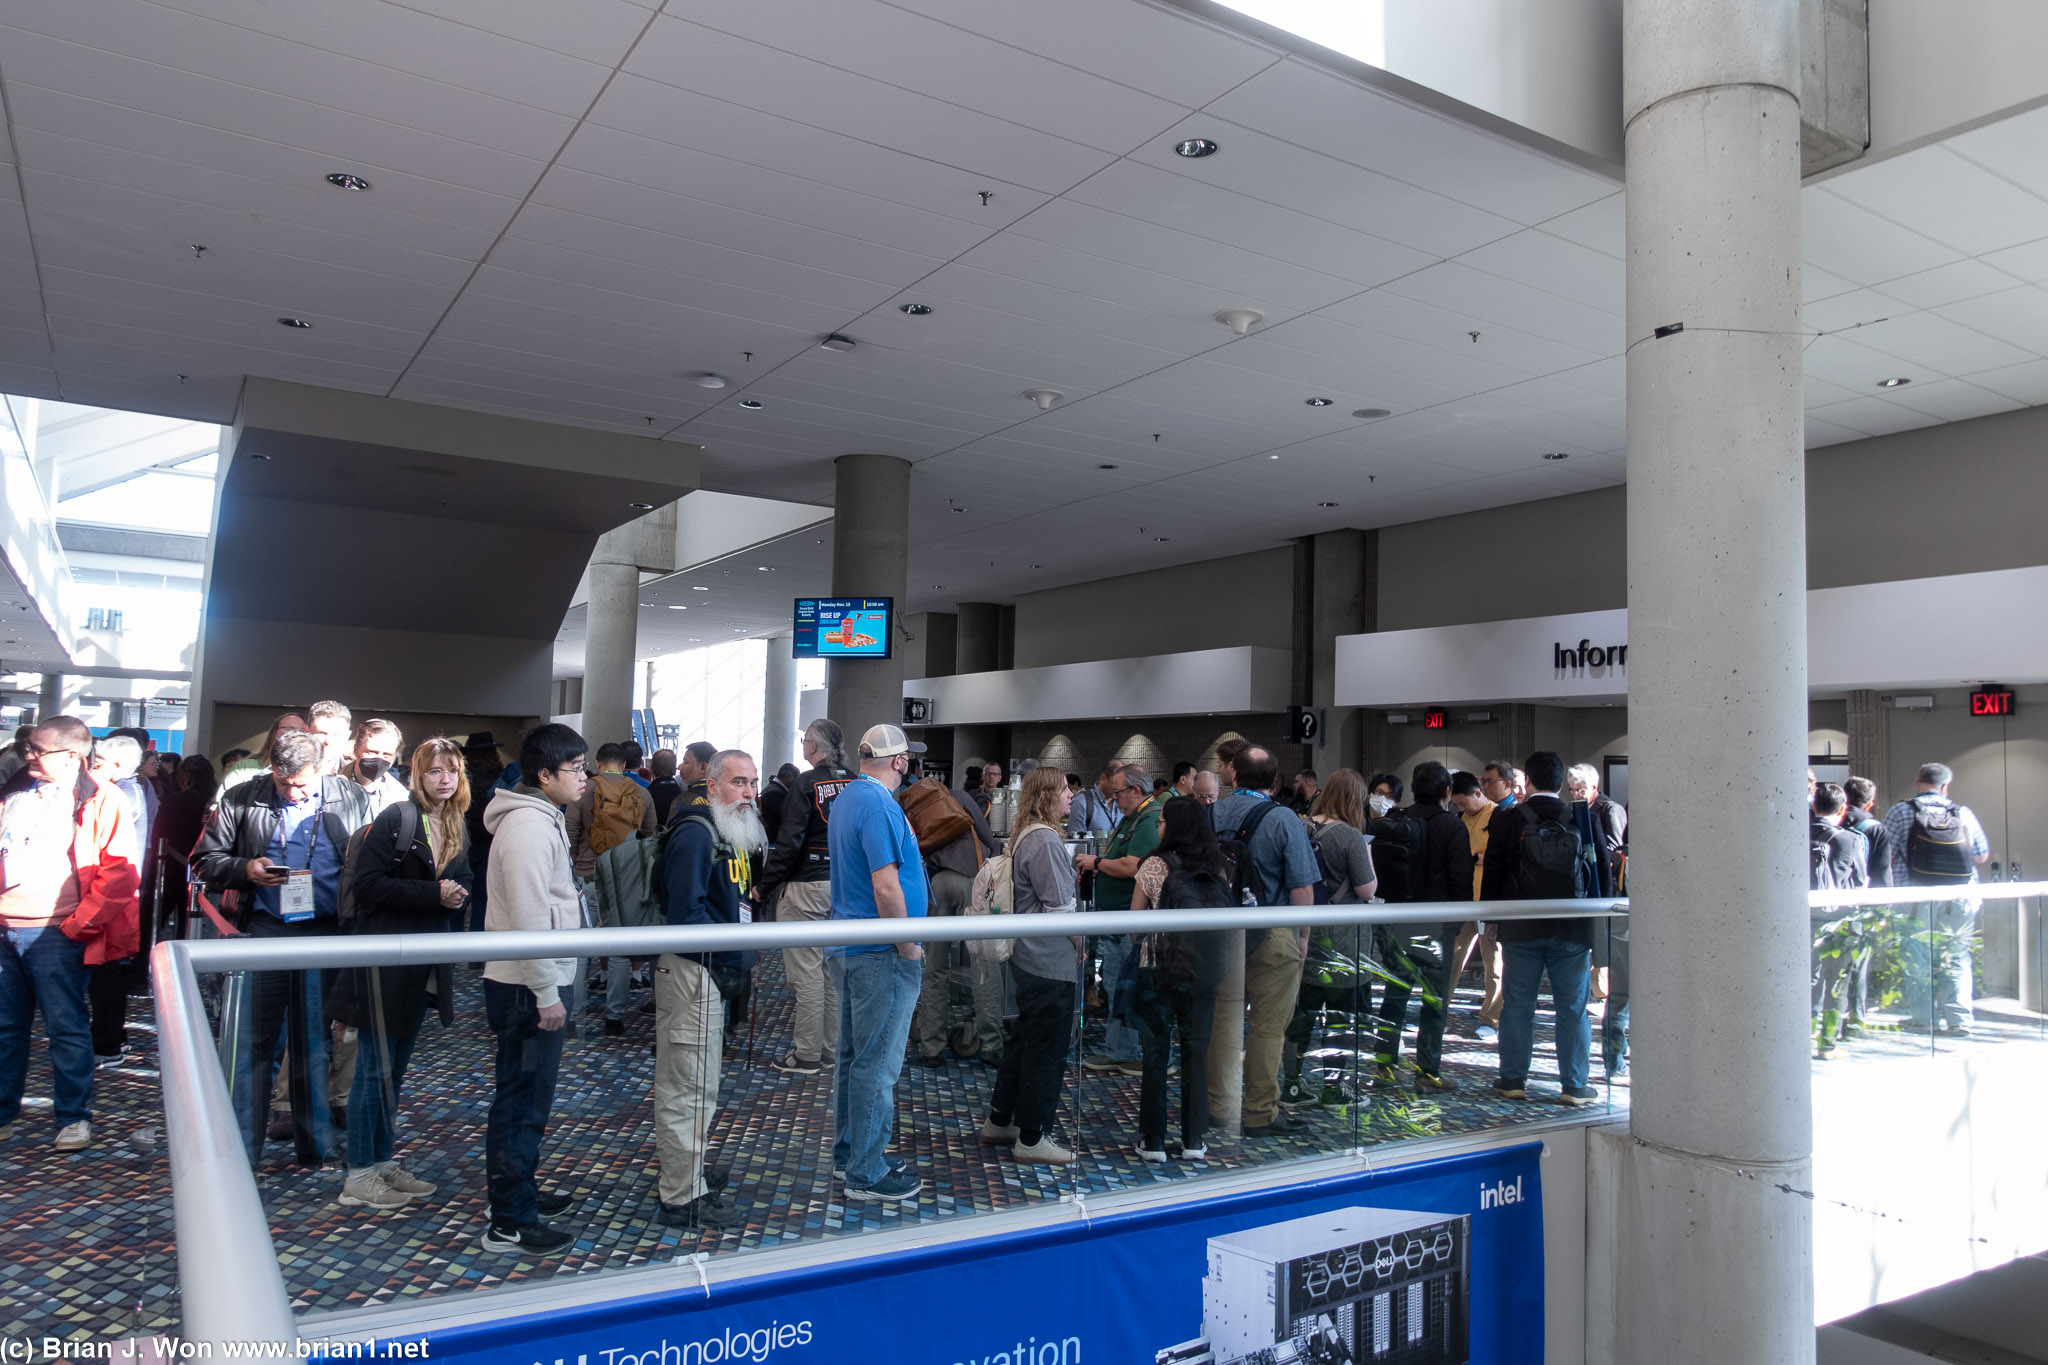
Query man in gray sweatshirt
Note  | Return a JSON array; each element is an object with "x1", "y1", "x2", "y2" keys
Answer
[{"x1": 479, "y1": 723, "x2": 588, "y2": 1255}]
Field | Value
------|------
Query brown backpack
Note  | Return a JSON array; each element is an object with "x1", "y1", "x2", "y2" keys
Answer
[
  {"x1": 897, "y1": 777, "x2": 976, "y2": 858},
  {"x1": 587, "y1": 774, "x2": 645, "y2": 857}
]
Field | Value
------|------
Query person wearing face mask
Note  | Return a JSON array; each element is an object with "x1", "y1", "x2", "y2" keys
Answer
[
  {"x1": 344, "y1": 719, "x2": 409, "y2": 818},
  {"x1": 329, "y1": 738, "x2": 472, "y2": 1211}
]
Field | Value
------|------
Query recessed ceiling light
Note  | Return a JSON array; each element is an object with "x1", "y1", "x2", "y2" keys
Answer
[
  {"x1": 1541, "y1": 452, "x2": 1570, "y2": 461},
  {"x1": 1877, "y1": 377, "x2": 1911, "y2": 388},
  {"x1": 277, "y1": 317, "x2": 312, "y2": 329},
  {"x1": 1096, "y1": 463, "x2": 1119, "y2": 470},
  {"x1": 324, "y1": 173, "x2": 371, "y2": 191},
  {"x1": 1316, "y1": 501, "x2": 1339, "y2": 508},
  {"x1": 756, "y1": 565, "x2": 772, "y2": 571},
  {"x1": 693, "y1": 373, "x2": 727, "y2": 389},
  {"x1": 899, "y1": 303, "x2": 932, "y2": 316},
  {"x1": 1175, "y1": 138, "x2": 1220, "y2": 158},
  {"x1": 1028, "y1": 563, "x2": 1043, "y2": 569},
  {"x1": 1268, "y1": 454, "x2": 1281, "y2": 460},
  {"x1": 628, "y1": 500, "x2": 654, "y2": 509},
  {"x1": 668, "y1": 605, "x2": 687, "y2": 610},
  {"x1": 738, "y1": 399, "x2": 764, "y2": 410},
  {"x1": 1023, "y1": 388, "x2": 1062, "y2": 411},
  {"x1": 1352, "y1": 408, "x2": 1391, "y2": 419},
  {"x1": 1153, "y1": 536, "x2": 1172, "y2": 542},
  {"x1": 819, "y1": 333, "x2": 856, "y2": 352},
  {"x1": 691, "y1": 585, "x2": 710, "y2": 591},
  {"x1": 930, "y1": 584, "x2": 945, "y2": 589},
  {"x1": 250, "y1": 452, "x2": 273, "y2": 462},
  {"x1": 1305, "y1": 397, "x2": 1334, "y2": 407}
]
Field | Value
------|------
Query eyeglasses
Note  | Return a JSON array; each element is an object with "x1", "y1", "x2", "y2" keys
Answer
[
  {"x1": 557, "y1": 761, "x2": 588, "y2": 775},
  {"x1": 24, "y1": 743, "x2": 72, "y2": 760}
]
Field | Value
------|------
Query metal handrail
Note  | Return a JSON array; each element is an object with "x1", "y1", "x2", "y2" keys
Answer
[{"x1": 1808, "y1": 880, "x2": 2048, "y2": 909}]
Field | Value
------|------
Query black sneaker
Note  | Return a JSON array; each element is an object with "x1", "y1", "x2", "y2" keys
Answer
[
  {"x1": 535, "y1": 1190, "x2": 576, "y2": 1216},
  {"x1": 603, "y1": 1017, "x2": 625, "y2": 1036},
  {"x1": 1413, "y1": 1071, "x2": 1459, "y2": 1095},
  {"x1": 1243, "y1": 1114, "x2": 1302, "y2": 1137},
  {"x1": 845, "y1": 1170, "x2": 922, "y2": 1202},
  {"x1": 912, "y1": 1051, "x2": 944, "y2": 1068},
  {"x1": 1556, "y1": 1085, "x2": 1600, "y2": 1107},
  {"x1": 704, "y1": 1164, "x2": 731, "y2": 1193},
  {"x1": 1277, "y1": 1077, "x2": 1319, "y2": 1109},
  {"x1": 658, "y1": 1191, "x2": 744, "y2": 1230},
  {"x1": 480, "y1": 1220, "x2": 572, "y2": 1253},
  {"x1": 1492, "y1": 1078, "x2": 1528, "y2": 1100}
]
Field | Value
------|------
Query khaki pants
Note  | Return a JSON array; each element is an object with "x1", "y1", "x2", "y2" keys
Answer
[
  {"x1": 1451, "y1": 922, "x2": 1504, "y2": 1027},
  {"x1": 1243, "y1": 929, "x2": 1305, "y2": 1127},
  {"x1": 653, "y1": 953, "x2": 723, "y2": 1206},
  {"x1": 915, "y1": 868, "x2": 1005, "y2": 1059},
  {"x1": 329, "y1": 1024, "x2": 357, "y2": 1110},
  {"x1": 778, "y1": 881, "x2": 839, "y2": 1064}
]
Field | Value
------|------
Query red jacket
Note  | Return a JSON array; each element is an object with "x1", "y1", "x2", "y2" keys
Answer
[{"x1": 1, "y1": 769, "x2": 141, "y2": 964}]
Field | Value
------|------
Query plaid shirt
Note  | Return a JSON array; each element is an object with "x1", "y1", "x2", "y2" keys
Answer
[{"x1": 1881, "y1": 793, "x2": 1989, "y2": 888}]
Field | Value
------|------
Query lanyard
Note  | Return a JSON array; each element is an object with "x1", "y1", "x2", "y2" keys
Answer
[{"x1": 276, "y1": 790, "x2": 326, "y2": 872}]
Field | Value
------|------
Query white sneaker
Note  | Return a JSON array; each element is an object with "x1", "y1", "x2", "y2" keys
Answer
[
  {"x1": 377, "y1": 1162, "x2": 435, "y2": 1196},
  {"x1": 1012, "y1": 1136, "x2": 1075, "y2": 1165},
  {"x1": 53, "y1": 1121, "x2": 91, "y2": 1152},
  {"x1": 340, "y1": 1169, "x2": 412, "y2": 1210},
  {"x1": 1180, "y1": 1143, "x2": 1208, "y2": 1161}
]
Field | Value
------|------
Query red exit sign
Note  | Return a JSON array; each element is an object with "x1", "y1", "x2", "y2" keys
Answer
[
  {"x1": 1971, "y1": 686, "x2": 2016, "y2": 717},
  {"x1": 1423, "y1": 708, "x2": 1448, "y2": 730}
]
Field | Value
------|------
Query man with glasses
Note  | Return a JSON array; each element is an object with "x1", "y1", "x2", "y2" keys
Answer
[
  {"x1": 0, "y1": 718, "x2": 140, "y2": 1152},
  {"x1": 1480, "y1": 761, "x2": 1518, "y2": 811},
  {"x1": 476, "y1": 724, "x2": 588, "y2": 1254},
  {"x1": 1075, "y1": 766, "x2": 1163, "y2": 1076}
]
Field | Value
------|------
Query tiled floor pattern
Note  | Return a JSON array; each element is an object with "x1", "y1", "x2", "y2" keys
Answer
[{"x1": 3, "y1": 955, "x2": 2034, "y2": 1342}]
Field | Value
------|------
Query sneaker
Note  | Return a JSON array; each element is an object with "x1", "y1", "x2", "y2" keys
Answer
[
  {"x1": 1135, "y1": 1138, "x2": 1185, "y2": 1164},
  {"x1": 53, "y1": 1121, "x2": 91, "y2": 1152},
  {"x1": 1180, "y1": 1142, "x2": 1208, "y2": 1161},
  {"x1": 845, "y1": 1170, "x2": 923, "y2": 1203},
  {"x1": 340, "y1": 1170, "x2": 412, "y2": 1210},
  {"x1": 640, "y1": 1000, "x2": 656, "y2": 1014},
  {"x1": 657, "y1": 1191, "x2": 744, "y2": 1230},
  {"x1": 535, "y1": 1190, "x2": 576, "y2": 1216},
  {"x1": 912, "y1": 1051, "x2": 944, "y2": 1068},
  {"x1": 1608, "y1": 1057, "x2": 1630, "y2": 1079},
  {"x1": 1366, "y1": 1061, "x2": 1404, "y2": 1090},
  {"x1": 833, "y1": 1155, "x2": 907, "y2": 1181},
  {"x1": 1556, "y1": 1086, "x2": 1600, "y2": 1107},
  {"x1": 978, "y1": 1120, "x2": 1020, "y2": 1145},
  {"x1": 1115, "y1": 1058, "x2": 1145, "y2": 1077},
  {"x1": 378, "y1": 1163, "x2": 435, "y2": 1195},
  {"x1": 1413, "y1": 1071, "x2": 1459, "y2": 1095},
  {"x1": 1475, "y1": 1024, "x2": 1499, "y2": 1042},
  {"x1": 771, "y1": 1052, "x2": 822, "y2": 1076},
  {"x1": 95, "y1": 1048, "x2": 128, "y2": 1069},
  {"x1": 266, "y1": 1112, "x2": 294, "y2": 1141},
  {"x1": 480, "y1": 1220, "x2": 572, "y2": 1254},
  {"x1": 1081, "y1": 1056, "x2": 1123, "y2": 1073},
  {"x1": 1492, "y1": 1078, "x2": 1527, "y2": 1100},
  {"x1": 0, "y1": 1123, "x2": 11, "y2": 1142},
  {"x1": 1011, "y1": 1136, "x2": 1075, "y2": 1165},
  {"x1": 1278, "y1": 1077, "x2": 1319, "y2": 1109},
  {"x1": 603, "y1": 1018, "x2": 625, "y2": 1037}
]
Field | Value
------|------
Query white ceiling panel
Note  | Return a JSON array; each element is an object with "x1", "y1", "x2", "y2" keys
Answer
[
  {"x1": 1936, "y1": 286, "x2": 2048, "y2": 358},
  {"x1": 1068, "y1": 160, "x2": 1439, "y2": 289},
  {"x1": 1972, "y1": 358, "x2": 2048, "y2": 406},
  {"x1": 1942, "y1": 102, "x2": 2048, "y2": 201},
  {"x1": 1135, "y1": 115, "x2": 1522, "y2": 258},
  {"x1": 1786, "y1": 333, "x2": 1908, "y2": 394},
  {"x1": 1825, "y1": 145, "x2": 2048, "y2": 258},
  {"x1": 884, "y1": 264, "x2": 1226, "y2": 355},
  {"x1": 949, "y1": 231, "x2": 1300, "y2": 336},
  {"x1": 1455, "y1": 229, "x2": 1625, "y2": 313},
  {"x1": 41, "y1": 258, "x2": 453, "y2": 335},
  {"x1": 1205, "y1": 58, "x2": 1619, "y2": 224},
  {"x1": 677, "y1": 0, "x2": 1192, "y2": 153},
  {"x1": 623, "y1": 16, "x2": 1116, "y2": 194},
  {"x1": 1801, "y1": 188, "x2": 1961, "y2": 285},
  {"x1": 475, "y1": 241, "x2": 853, "y2": 335},
  {"x1": 1296, "y1": 298, "x2": 1593, "y2": 387},
  {"x1": 1537, "y1": 192, "x2": 1624, "y2": 258},
  {"x1": 1379, "y1": 262, "x2": 1627, "y2": 354},
  {"x1": 1883, "y1": 378, "x2": 2025, "y2": 424},
  {"x1": 1805, "y1": 395, "x2": 1940, "y2": 439},
  {"x1": 1847, "y1": 309, "x2": 2037, "y2": 377},
  {"x1": 1875, "y1": 259, "x2": 2027, "y2": 310},
  {"x1": 378, "y1": 0, "x2": 657, "y2": 66},
  {"x1": 1982, "y1": 236, "x2": 2048, "y2": 286},
  {"x1": 1194, "y1": 325, "x2": 1481, "y2": 411}
]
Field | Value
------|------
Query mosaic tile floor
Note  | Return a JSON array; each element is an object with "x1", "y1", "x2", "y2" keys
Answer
[{"x1": 3, "y1": 954, "x2": 2035, "y2": 1343}]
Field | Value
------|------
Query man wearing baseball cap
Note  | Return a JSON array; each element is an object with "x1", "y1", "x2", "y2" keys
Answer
[{"x1": 827, "y1": 724, "x2": 929, "y2": 1202}]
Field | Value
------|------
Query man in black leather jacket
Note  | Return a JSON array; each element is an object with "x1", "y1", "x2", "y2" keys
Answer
[
  {"x1": 192, "y1": 729, "x2": 372, "y2": 1165},
  {"x1": 759, "y1": 719, "x2": 853, "y2": 1075}
]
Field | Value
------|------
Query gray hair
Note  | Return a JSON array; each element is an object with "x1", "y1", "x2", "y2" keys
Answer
[
  {"x1": 1917, "y1": 762, "x2": 1953, "y2": 788},
  {"x1": 1116, "y1": 765, "x2": 1152, "y2": 792},
  {"x1": 803, "y1": 718, "x2": 846, "y2": 770},
  {"x1": 95, "y1": 734, "x2": 142, "y2": 772},
  {"x1": 1567, "y1": 763, "x2": 1600, "y2": 793},
  {"x1": 710, "y1": 748, "x2": 756, "y2": 783},
  {"x1": 271, "y1": 729, "x2": 324, "y2": 778}
]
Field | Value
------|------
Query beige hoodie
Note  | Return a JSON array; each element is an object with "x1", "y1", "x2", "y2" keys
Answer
[{"x1": 482, "y1": 784, "x2": 582, "y2": 1008}]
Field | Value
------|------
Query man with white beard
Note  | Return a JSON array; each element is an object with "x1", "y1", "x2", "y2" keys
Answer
[{"x1": 651, "y1": 748, "x2": 764, "y2": 1230}]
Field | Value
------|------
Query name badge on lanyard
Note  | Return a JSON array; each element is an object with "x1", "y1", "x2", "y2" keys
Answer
[{"x1": 279, "y1": 869, "x2": 316, "y2": 922}]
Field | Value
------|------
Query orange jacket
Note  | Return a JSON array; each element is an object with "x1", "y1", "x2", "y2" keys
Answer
[{"x1": 1, "y1": 769, "x2": 142, "y2": 964}]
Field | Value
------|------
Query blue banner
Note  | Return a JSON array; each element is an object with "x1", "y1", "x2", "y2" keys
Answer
[{"x1": 362, "y1": 1144, "x2": 1542, "y2": 1365}]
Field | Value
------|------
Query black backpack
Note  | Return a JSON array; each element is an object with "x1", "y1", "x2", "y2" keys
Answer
[
  {"x1": 1514, "y1": 803, "x2": 1593, "y2": 900},
  {"x1": 1219, "y1": 800, "x2": 1282, "y2": 906},
  {"x1": 335, "y1": 802, "x2": 418, "y2": 930},
  {"x1": 1905, "y1": 796, "x2": 1975, "y2": 886},
  {"x1": 1810, "y1": 826, "x2": 1843, "y2": 892},
  {"x1": 650, "y1": 810, "x2": 751, "y2": 1000},
  {"x1": 1304, "y1": 818, "x2": 1338, "y2": 906},
  {"x1": 1365, "y1": 809, "x2": 1429, "y2": 903},
  {"x1": 1156, "y1": 852, "x2": 1235, "y2": 991}
]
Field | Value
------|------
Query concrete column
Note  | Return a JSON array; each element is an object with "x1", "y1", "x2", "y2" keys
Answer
[
  {"x1": 1311, "y1": 529, "x2": 1373, "y2": 775},
  {"x1": 581, "y1": 557, "x2": 639, "y2": 748},
  {"x1": 1498, "y1": 704, "x2": 1537, "y2": 771},
  {"x1": 826, "y1": 454, "x2": 910, "y2": 742},
  {"x1": 955, "y1": 602, "x2": 1001, "y2": 673},
  {"x1": 1597, "y1": 4, "x2": 1813, "y2": 1364},
  {"x1": 37, "y1": 672, "x2": 67, "y2": 722},
  {"x1": 1847, "y1": 688, "x2": 1885, "y2": 798},
  {"x1": 762, "y1": 631, "x2": 796, "y2": 774}
]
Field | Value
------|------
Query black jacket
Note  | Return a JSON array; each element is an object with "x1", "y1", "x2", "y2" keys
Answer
[
  {"x1": 649, "y1": 775, "x2": 685, "y2": 826},
  {"x1": 191, "y1": 773, "x2": 372, "y2": 924},
  {"x1": 328, "y1": 802, "x2": 473, "y2": 1034},
  {"x1": 1811, "y1": 817, "x2": 1869, "y2": 892},
  {"x1": 1481, "y1": 795, "x2": 1595, "y2": 947},
  {"x1": 761, "y1": 764, "x2": 854, "y2": 889},
  {"x1": 1841, "y1": 809, "x2": 1893, "y2": 889},
  {"x1": 1391, "y1": 800, "x2": 1475, "y2": 906}
]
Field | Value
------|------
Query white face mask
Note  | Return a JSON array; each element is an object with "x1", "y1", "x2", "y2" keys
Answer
[{"x1": 1369, "y1": 794, "x2": 1395, "y2": 818}]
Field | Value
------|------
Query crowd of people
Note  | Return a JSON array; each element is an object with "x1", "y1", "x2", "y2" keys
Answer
[{"x1": 0, "y1": 699, "x2": 1996, "y2": 1258}]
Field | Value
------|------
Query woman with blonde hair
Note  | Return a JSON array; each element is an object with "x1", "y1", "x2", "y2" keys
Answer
[
  {"x1": 333, "y1": 737, "x2": 473, "y2": 1212},
  {"x1": 978, "y1": 764, "x2": 1082, "y2": 1165}
]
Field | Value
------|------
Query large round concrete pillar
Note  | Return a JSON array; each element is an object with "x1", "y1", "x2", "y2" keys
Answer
[
  {"x1": 762, "y1": 630, "x2": 796, "y2": 773},
  {"x1": 581, "y1": 558, "x2": 639, "y2": 747},
  {"x1": 1607, "y1": 3, "x2": 1812, "y2": 1362},
  {"x1": 826, "y1": 454, "x2": 910, "y2": 743}
]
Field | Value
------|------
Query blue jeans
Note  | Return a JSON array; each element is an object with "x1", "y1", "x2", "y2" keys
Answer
[
  {"x1": 347, "y1": 997, "x2": 426, "y2": 1168},
  {"x1": 832, "y1": 951, "x2": 920, "y2": 1187},
  {"x1": 1499, "y1": 936, "x2": 1592, "y2": 1092},
  {"x1": 1900, "y1": 900, "x2": 1976, "y2": 1028},
  {"x1": 484, "y1": 979, "x2": 566, "y2": 1226},
  {"x1": 0, "y1": 925, "x2": 94, "y2": 1130},
  {"x1": 223, "y1": 915, "x2": 337, "y2": 1164},
  {"x1": 1096, "y1": 935, "x2": 1140, "y2": 1061}
]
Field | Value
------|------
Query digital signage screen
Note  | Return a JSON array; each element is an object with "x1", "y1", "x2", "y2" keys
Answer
[{"x1": 793, "y1": 597, "x2": 893, "y2": 659}]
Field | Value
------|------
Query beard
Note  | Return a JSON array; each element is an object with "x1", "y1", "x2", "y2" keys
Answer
[{"x1": 710, "y1": 796, "x2": 767, "y2": 856}]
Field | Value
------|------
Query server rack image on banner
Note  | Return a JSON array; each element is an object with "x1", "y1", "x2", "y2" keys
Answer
[{"x1": 1157, "y1": 1206, "x2": 1471, "y2": 1365}]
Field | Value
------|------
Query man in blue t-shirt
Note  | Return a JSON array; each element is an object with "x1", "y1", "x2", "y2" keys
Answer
[{"x1": 827, "y1": 723, "x2": 930, "y2": 1201}]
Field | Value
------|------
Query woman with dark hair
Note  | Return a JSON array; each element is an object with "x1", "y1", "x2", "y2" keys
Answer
[
  {"x1": 333, "y1": 737, "x2": 473, "y2": 1212},
  {"x1": 1126, "y1": 796, "x2": 1235, "y2": 1162},
  {"x1": 147, "y1": 755, "x2": 218, "y2": 941}
]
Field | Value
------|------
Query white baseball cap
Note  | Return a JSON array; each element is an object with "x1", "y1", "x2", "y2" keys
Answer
[{"x1": 859, "y1": 724, "x2": 927, "y2": 758}]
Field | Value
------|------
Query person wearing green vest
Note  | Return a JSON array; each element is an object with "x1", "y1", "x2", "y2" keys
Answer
[{"x1": 1076, "y1": 766, "x2": 1163, "y2": 1075}]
